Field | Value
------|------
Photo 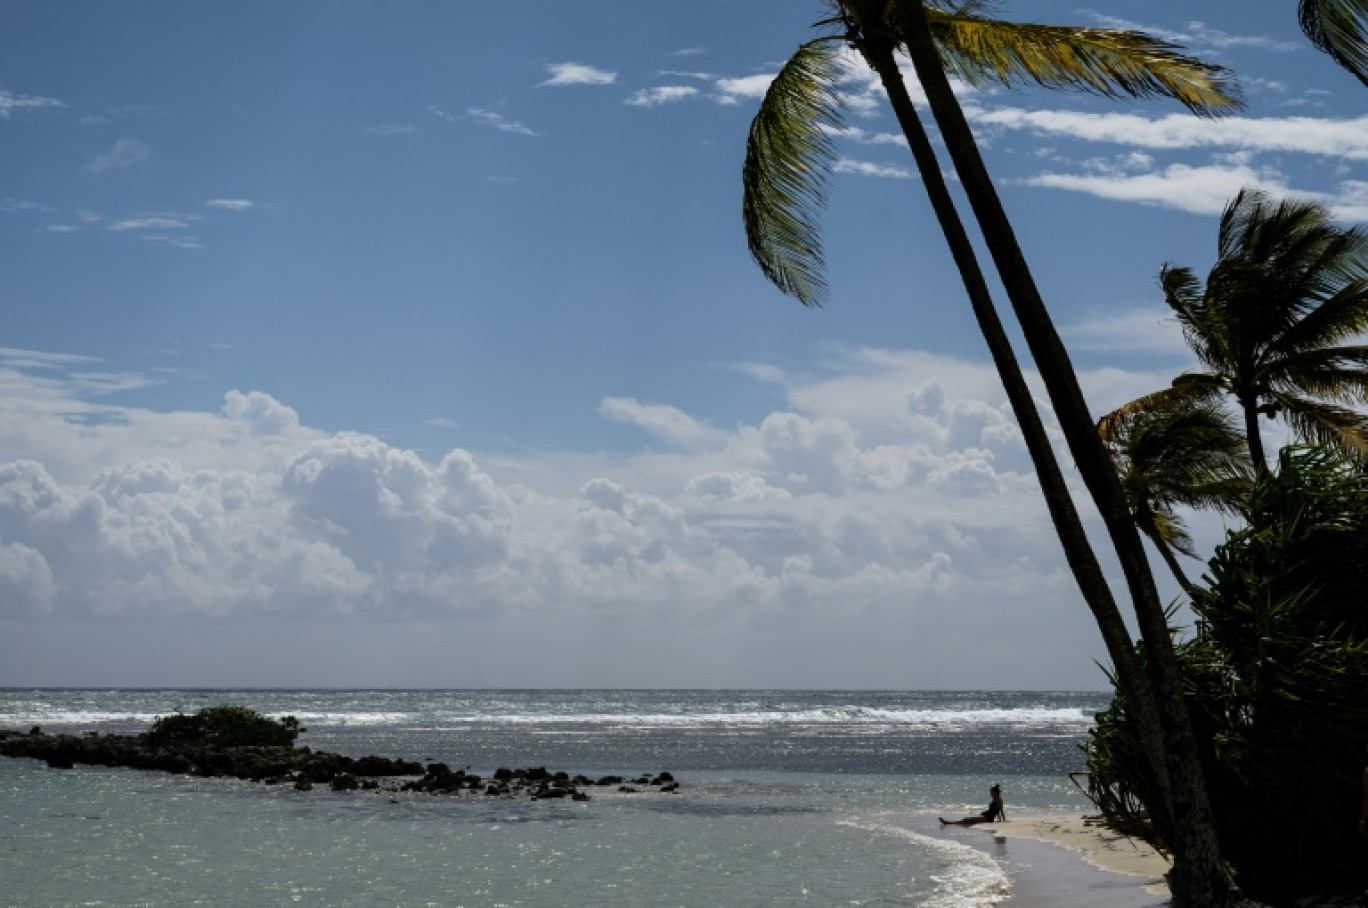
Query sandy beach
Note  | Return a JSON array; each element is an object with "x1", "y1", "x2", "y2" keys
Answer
[
  {"x1": 929, "y1": 812, "x2": 1172, "y2": 907},
  {"x1": 1001, "y1": 813, "x2": 1169, "y2": 890}
]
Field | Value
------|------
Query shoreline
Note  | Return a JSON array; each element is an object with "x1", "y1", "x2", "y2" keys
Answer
[
  {"x1": 995, "y1": 813, "x2": 1169, "y2": 892},
  {"x1": 937, "y1": 812, "x2": 1171, "y2": 907}
]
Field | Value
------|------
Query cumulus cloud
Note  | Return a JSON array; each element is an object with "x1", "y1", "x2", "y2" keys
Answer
[
  {"x1": 86, "y1": 137, "x2": 152, "y2": 173},
  {"x1": 540, "y1": 62, "x2": 617, "y2": 87},
  {"x1": 0, "y1": 343, "x2": 1210, "y2": 686}
]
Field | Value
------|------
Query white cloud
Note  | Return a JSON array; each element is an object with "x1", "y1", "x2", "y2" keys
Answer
[
  {"x1": 714, "y1": 74, "x2": 776, "y2": 106},
  {"x1": 833, "y1": 158, "x2": 914, "y2": 179},
  {"x1": 539, "y1": 62, "x2": 617, "y2": 87},
  {"x1": 1060, "y1": 306, "x2": 1190, "y2": 358},
  {"x1": 1023, "y1": 160, "x2": 1279, "y2": 215},
  {"x1": 86, "y1": 137, "x2": 152, "y2": 173},
  {"x1": 0, "y1": 88, "x2": 63, "y2": 118},
  {"x1": 824, "y1": 125, "x2": 906, "y2": 146},
  {"x1": 466, "y1": 107, "x2": 537, "y2": 137},
  {"x1": 1081, "y1": 13, "x2": 1302, "y2": 54},
  {"x1": 599, "y1": 397, "x2": 723, "y2": 449},
  {"x1": 0, "y1": 198, "x2": 49, "y2": 213},
  {"x1": 205, "y1": 199, "x2": 254, "y2": 211},
  {"x1": 968, "y1": 106, "x2": 1368, "y2": 161},
  {"x1": 0, "y1": 344, "x2": 1216, "y2": 686},
  {"x1": 625, "y1": 86, "x2": 700, "y2": 108},
  {"x1": 107, "y1": 214, "x2": 193, "y2": 231},
  {"x1": 364, "y1": 124, "x2": 421, "y2": 136}
]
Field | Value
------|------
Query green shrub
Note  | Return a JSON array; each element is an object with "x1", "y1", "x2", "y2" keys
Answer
[
  {"x1": 1083, "y1": 447, "x2": 1368, "y2": 899},
  {"x1": 145, "y1": 705, "x2": 304, "y2": 749}
]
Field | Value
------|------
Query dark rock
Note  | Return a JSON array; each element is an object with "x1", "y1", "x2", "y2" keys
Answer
[
  {"x1": 330, "y1": 773, "x2": 359, "y2": 792},
  {"x1": 0, "y1": 725, "x2": 683, "y2": 806}
]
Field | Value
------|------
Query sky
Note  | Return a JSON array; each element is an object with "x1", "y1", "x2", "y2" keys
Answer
[{"x1": 2, "y1": 1, "x2": 1365, "y2": 689}]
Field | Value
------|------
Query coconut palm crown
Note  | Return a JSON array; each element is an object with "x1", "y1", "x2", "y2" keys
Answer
[
  {"x1": 1155, "y1": 188, "x2": 1368, "y2": 473},
  {"x1": 1098, "y1": 397, "x2": 1253, "y2": 591},
  {"x1": 743, "y1": 1, "x2": 1239, "y2": 307}
]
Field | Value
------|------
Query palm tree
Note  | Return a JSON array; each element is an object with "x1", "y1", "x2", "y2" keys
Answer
[
  {"x1": 1158, "y1": 188, "x2": 1368, "y2": 476},
  {"x1": 743, "y1": 3, "x2": 1241, "y2": 902},
  {"x1": 1300, "y1": 0, "x2": 1368, "y2": 85},
  {"x1": 1098, "y1": 398, "x2": 1253, "y2": 592}
]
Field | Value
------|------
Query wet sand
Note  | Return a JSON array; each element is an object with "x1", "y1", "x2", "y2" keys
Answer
[{"x1": 928, "y1": 812, "x2": 1171, "y2": 907}]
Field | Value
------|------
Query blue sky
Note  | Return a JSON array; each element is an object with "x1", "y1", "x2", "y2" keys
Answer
[{"x1": 2, "y1": 2, "x2": 1365, "y2": 688}]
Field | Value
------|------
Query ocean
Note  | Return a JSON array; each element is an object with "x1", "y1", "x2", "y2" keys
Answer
[{"x1": 0, "y1": 689, "x2": 1112, "y2": 907}]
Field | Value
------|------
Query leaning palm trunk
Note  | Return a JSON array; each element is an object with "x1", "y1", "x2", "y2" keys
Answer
[
  {"x1": 849, "y1": 26, "x2": 1185, "y2": 868},
  {"x1": 888, "y1": 2, "x2": 1231, "y2": 902}
]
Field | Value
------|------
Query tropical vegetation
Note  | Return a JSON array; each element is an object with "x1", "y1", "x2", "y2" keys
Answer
[
  {"x1": 145, "y1": 705, "x2": 304, "y2": 750},
  {"x1": 1084, "y1": 446, "x2": 1368, "y2": 900}
]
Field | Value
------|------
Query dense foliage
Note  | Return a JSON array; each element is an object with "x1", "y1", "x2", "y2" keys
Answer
[
  {"x1": 1084, "y1": 447, "x2": 1368, "y2": 898},
  {"x1": 144, "y1": 705, "x2": 304, "y2": 750}
]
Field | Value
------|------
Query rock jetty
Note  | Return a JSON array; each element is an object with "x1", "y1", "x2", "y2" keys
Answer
[{"x1": 0, "y1": 726, "x2": 680, "y2": 802}]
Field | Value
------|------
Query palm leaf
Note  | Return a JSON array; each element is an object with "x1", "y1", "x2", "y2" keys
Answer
[
  {"x1": 1273, "y1": 393, "x2": 1368, "y2": 457},
  {"x1": 742, "y1": 38, "x2": 846, "y2": 307},
  {"x1": 915, "y1": 5, "x2": 1242, "y2": 116},
  {"x1": 1273, "y1": 349, "x2": 1368, "y2": 402},
  {"x1": 1147, "y1": 507, "x2": 1196, "y2": 558},
  {"x1": 1300, "y1": 0, "x2": 1368, "y2": 85}
]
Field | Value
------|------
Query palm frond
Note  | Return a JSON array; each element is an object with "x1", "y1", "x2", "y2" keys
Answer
[
  {"x1": 742, "y1": 38, "x2": 847, "y2": 307},
  {"x1": 1273, "y1": 350, "x2": 1368, "y2": 403},
  {"x1": 914, "y1": 6, "x2": 1242, "y2": 116},
  {"x1": 1147, "y1": 507, "x2": 1197, "y2": 558},
  {"x1": 1300, "y1": 0, "x2": 1368, "y2": 85},
  {"x1": 1270, "y1": 277, "x2": 1368, "y2": 357},
  {"x1": 1097, "y1": 383, "x2": 1219, "y2": 442},
  {"x1": 1274, "y1": 393, "x2": 1368, "y2": 457},
  {"x1": 1100, "y1": 392, "x2": 1252, "y2": 559}
]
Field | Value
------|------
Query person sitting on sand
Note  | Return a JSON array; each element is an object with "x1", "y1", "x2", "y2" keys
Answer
[{"x1": 940, "y1": 784, "x2": 1006, "y2": 825}]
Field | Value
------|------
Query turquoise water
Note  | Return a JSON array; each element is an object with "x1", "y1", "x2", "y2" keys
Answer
[{"x1": 0, "y1": 690, "x2": 1106, "y2": 906}]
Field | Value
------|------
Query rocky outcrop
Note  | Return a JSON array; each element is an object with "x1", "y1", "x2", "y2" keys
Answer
[{"x1": 0, "y1": 727, "x2": 680, "y2": 803}]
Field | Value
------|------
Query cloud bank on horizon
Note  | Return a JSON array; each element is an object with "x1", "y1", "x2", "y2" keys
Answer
[{"x1": 0, "y1": 0, "x2": 1361, "y2": 688}]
